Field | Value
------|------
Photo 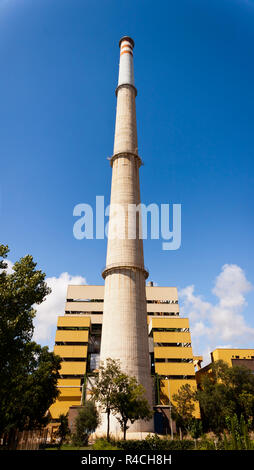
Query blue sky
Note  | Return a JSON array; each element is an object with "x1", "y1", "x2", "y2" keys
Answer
[{"x1": 1, "y1": 0, "x2": 254, "y2": 362}]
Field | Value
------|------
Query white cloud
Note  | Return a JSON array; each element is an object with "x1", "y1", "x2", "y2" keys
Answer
[
  {"x1": 211, "y1": 264, "x2": 253, "y2": 342},
  {"x1": 191, "y1": 321, "x2": 210, "y2": 337},
  {"x1": 179, "y1": 285, "x2": 211, "y2": 321},
  {"x1": 179, "y1": 264, "x2": 254, "y2": 365},
  {"x1": 212, "y1": 264, "x2": 252, "y2": 309},
  {"x1": 33, "y1": 272, "x2": 87, "y2": 348}
]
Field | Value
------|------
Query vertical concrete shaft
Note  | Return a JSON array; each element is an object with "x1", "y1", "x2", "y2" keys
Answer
[{"x1": 100, "y1": 37, "x2": 154, "y2": 434}]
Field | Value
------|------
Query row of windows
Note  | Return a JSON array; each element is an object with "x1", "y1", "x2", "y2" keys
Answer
[
  {"x1": 57, "y1": 327, "x2": 89, "y2": 331},
  {"x1": 154, "y1": 343, "x2": 192, "y2": 347},
  {"x1": 61, "y1": 358, "x2": 86, "y2": 362},
  {"x1": 65, "y1": 311, "x2": 179, "y2": 316},
  {"x1": 55, "y1": 342, "x2": 192, "y2": 349},
  {"x1": 55, "y1": 342, "x2": 88, "y2": 346},
  {"x1": 232, "y1": 355, "x2": 254, "y2": 359},
  {"x1": 147, "y1": 300, "x2": 178, "y2": 304},
  {"x1": 148, "y1": 313, "x2": 179, "y2": 316},
  {"x1": 67, "y1": 298, "x2": 104, "y2": 303},
  {"x1": 55, "y1": 341, "x2": 191, "y2": 348},
  {"x1": 153, "y1": 328, "x2": 189, "y2": 333},
  {"x1": 66, "y1": 298, "x2": 178, "y2": 305},
  {"x1": 155, "y1": 358, "x2": 193, "y2": 363},
  {"x1": 156, "y1": 375, "x2": 196, "y2": 380},
  {"x1": 65, "y1": 311, "x2": 103, "y2": 315},
  {"x1": 59, "y1": 375, "x2": 84, "y2": 379}
]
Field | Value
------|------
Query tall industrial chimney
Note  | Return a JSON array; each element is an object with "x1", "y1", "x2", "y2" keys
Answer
[{"x1": 99, "y1": 37, "x2": 154, "y2": 434}]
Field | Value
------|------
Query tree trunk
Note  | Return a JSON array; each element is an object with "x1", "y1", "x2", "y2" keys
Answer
[
  {"x1": 123, "y1": 422, "x2": 128, "y2": 441},
  {"x1": 58, "y1": 437, "x2": 63, "y2": 450},
  {"x1": 107, "y1": 409, "x2": 110, "y2": 442}
]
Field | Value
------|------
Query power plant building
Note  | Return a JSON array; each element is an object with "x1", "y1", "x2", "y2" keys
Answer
[
  {"x1": 48, "y1": 37, "x2": 200, "y2": 435},
  {"x1": 49, "y1": 283, "x2": 200, "y2": 433}
]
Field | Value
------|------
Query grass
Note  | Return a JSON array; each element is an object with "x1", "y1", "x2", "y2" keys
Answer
[{"x1": 45, "y1": 444, "x2": 91, "y2": 450}]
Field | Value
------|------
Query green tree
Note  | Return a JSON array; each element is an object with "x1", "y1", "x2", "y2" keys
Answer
[
  {"x1": 172, "y1": 384, "x2": 197, "y2": 434},
  {"x1": 239, "y1": 391, "x2": 254, "y2": 425},
  {"x1": 196, "y1": 360, "x2": 254, "y2": 434},
  {"x1": 0, "y1": 244, "x2": 61, "y2": 434},
  {"x1": 57, "y1": 413, "x2": 70, "y2": 449},
  {"x1": 196, "y1": 375, "x2": 231, "y2": 434},
  {"x1": 112, "y1": 373, "x2": 153, "y2": 440},
  {"x1": 189, "y1": 419, "x2": 203, "y2": 448},
  {"x1": 91, "y1": 358, "x2": 122, "y2": 442},
  {"x1": 72, "y1": 401, "x2": 100, "y2": 447}
]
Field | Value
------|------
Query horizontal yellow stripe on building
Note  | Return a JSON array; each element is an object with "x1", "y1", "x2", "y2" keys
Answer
[
  {"x1": 155, "y1": 362, "x2": 195, "y2": 376},
  {"x1": 146, "y1": 304, "x2": 179, "y2": 314},
  {"x1": 153, "y1": 331, "x2": 191, "y2": 344},
  {"x1": 154, "y1": 346, "x2": 193, "y2": 359},
  {"x1": 55, "y1": 330, "x2": 89, "y2": 343},
  {"x1": 160, "y1": 378, "x2": 197, "y2": 395},
  {"x1": 60, "y1": 361, "x2": 87, "y2": 375},
  {"x1": 58, "y1": 387, "x2": 82, "y2": 398},
  {"x1": 65, "y1": 302, "x2": 103, "y2": 313},
  {"x1": 57, "y1": 316, "x2": 91, "y2": 328},
  {"x1": 54, "y1": 345, "x2": 88, "y2": 358},
  {"x1": 150, "y1": 317, "x2": 189, "y2": 329},
  {"x1": 146, "y1": 286, "x2": 178, "y2": 301},
  {"x1": 159, "y1": 378, "x2": 200, "y2": 418},
  {"x1": 67, "y1": 285, "x2": 104, "y2": 300},
  {"x1": 57, "y1": 378, "x2": 81, "y2": 387},
  {"x1": 49, "y1": 398, "x2": 81, "y2": 420}
]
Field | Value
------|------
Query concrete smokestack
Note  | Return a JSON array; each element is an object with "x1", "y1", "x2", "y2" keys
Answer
[
  {"x1": 99, "y1": 37, "x2": 154, "y2": 435},
  {"x1": 118, "y1": 36, "x2": 135, "y2": 87}
]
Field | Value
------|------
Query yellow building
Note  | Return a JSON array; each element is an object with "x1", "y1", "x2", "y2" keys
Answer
[
  {"x1": 211, "y1": 348, "x2": 254, "y2": 365},
  {"x1": 49, "y1": 282, "x2": 200, "y2": 433},
  {"x1": 49, "y1": 315, "x2": 90, "y2": 422},
  {"x1": 196, "y1": 348, "x2": 254, "y2": 387},
  {"x1": 149, "y1": 316, "x2": 200, "y2": 420}
]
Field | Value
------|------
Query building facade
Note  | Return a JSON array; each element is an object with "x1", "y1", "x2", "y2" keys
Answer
[
  {"x1": 196, "y1": 348, "x2": 254, "y2": 387},
  {"x1": 49, "y1": 283, "x2": 200, "y2": 433}
]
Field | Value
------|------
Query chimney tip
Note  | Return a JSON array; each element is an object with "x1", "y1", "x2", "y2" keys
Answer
[{"x1": 119, "y1": 36, "x2": 135, "y2": 49}]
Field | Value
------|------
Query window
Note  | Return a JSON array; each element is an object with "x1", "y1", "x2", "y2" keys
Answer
[
  {"x1": 55, "y1": 342, "x2": 87, "y2": 346},
  {"x1": 57, "y1": 326, "x2": 89, "y2": 331}
]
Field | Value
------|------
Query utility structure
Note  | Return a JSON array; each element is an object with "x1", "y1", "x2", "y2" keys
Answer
[
  {"x1": 48, "y1": 37, "x2": 201, "y2": 437},
  {"x1": 99, "y1": 36, "x2": 154, "y2": 433}
]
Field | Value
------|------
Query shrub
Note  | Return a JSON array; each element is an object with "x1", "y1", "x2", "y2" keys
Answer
[
  {"x1": 117, "y1": 435, "x2": 195, "y2": 451},
  {"x1": 93, "y1": 439, "x2": 119, "y2": 450},
  {"x1": 196, "y1": 437, "x2": 217, "y2": 450},
  {"x1": 71, "y1": 401, "x2": 100, "y2": 447},
  {"x1": 165, "y1": 440, "x2": 195, "y2": 450}
]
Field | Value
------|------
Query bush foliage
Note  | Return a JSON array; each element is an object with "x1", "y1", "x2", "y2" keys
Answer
[
  {"x1": 93, "y1": 439, "x2": 119, "y2": 450},
  {"x1": 117, "y1": 434, "x2": 195, "y2": 451}
]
